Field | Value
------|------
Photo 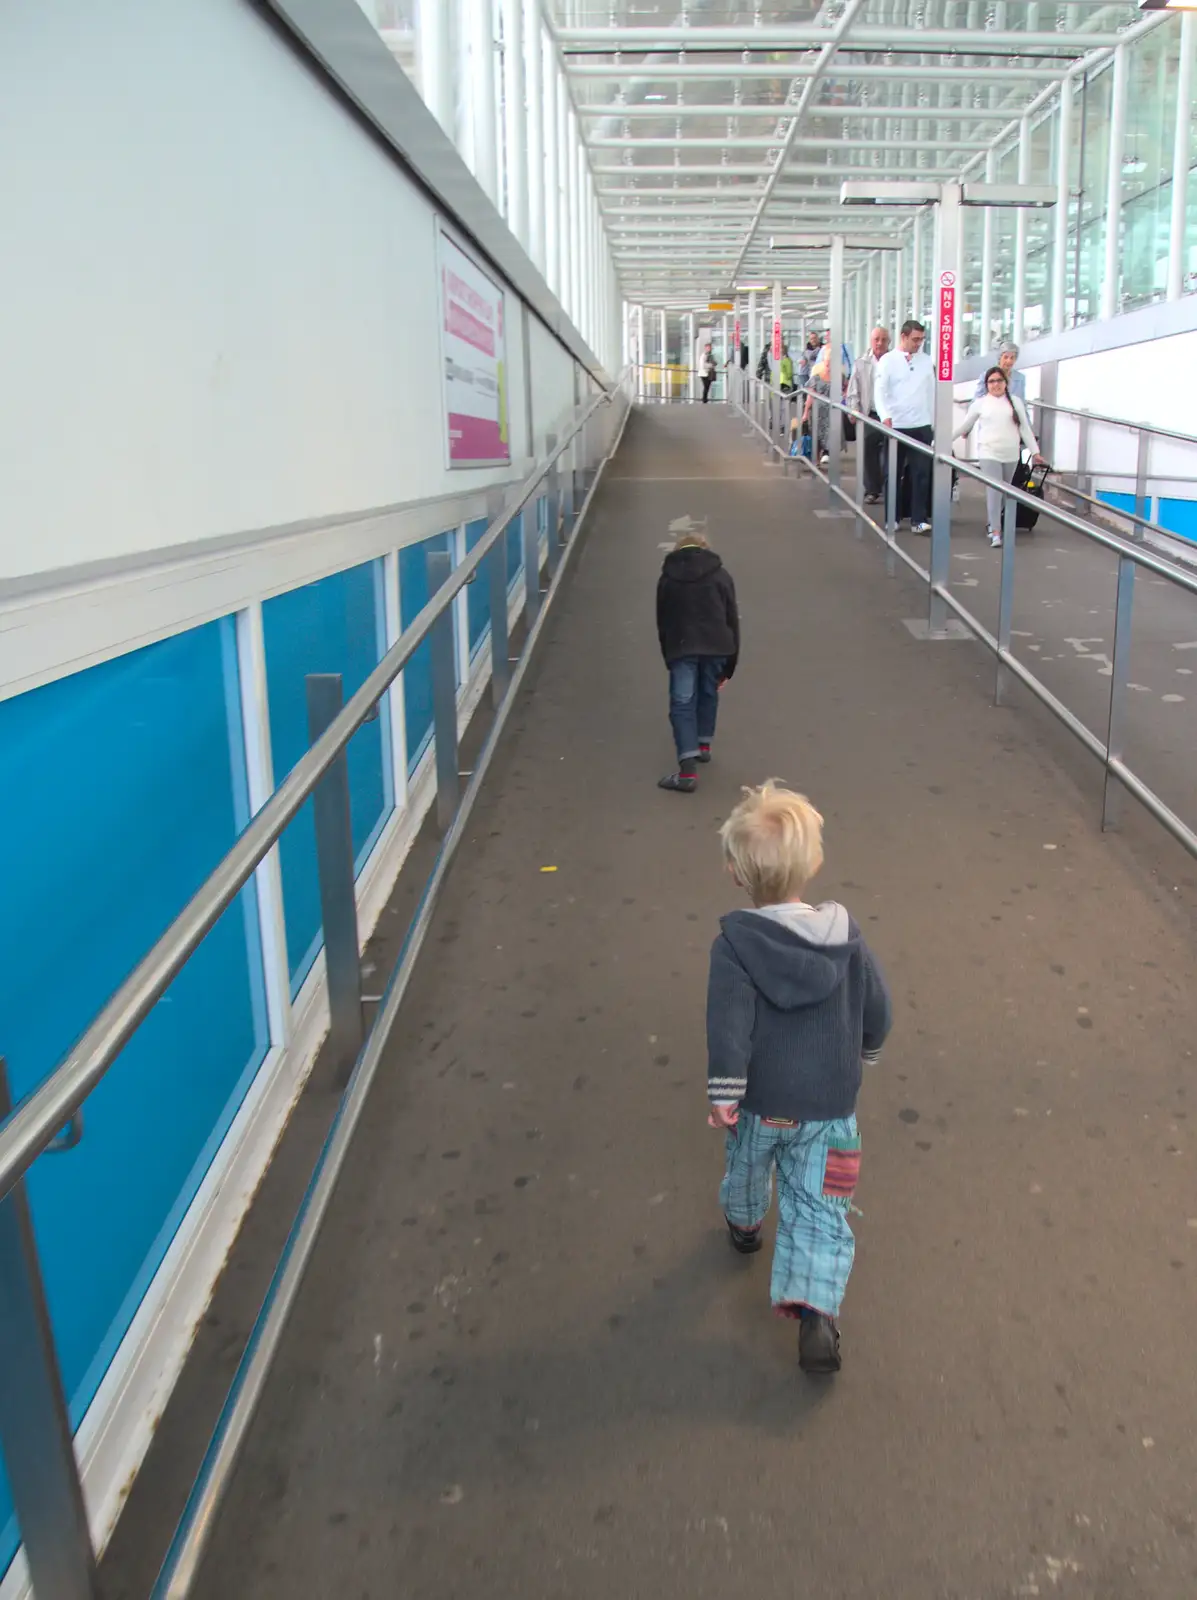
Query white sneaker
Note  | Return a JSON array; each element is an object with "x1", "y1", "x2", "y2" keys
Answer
[
  {"x1": 988, "y1": 530, "x2": 1002, "y2": 548},
  {"x1": 912, "y1": 521, "x2": 932, "y2": 535}
]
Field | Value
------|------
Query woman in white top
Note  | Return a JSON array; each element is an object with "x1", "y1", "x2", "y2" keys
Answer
[{"x1": 954, "y1": 366, "x2": 1044, "y2": 548}]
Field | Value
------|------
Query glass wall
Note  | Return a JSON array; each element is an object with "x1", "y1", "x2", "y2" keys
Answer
[
  {"x1": 355, "y1": 0, "x2": 617, "y2": 368},
  {"x1": 865, "y1": 16, "x2": 1196, "y2": 347}
]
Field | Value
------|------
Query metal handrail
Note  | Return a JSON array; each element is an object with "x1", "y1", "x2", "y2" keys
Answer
[
  {"x1": 734, "y1": 371, "x2": 1197, "y2": 864},
  {"x1": 749, "y1": 373, "x2": 1197, "y2": 588},
  {"x1": 1030, "y1": 394, "x2": 1197, "y2": 452},
  {"x1": 0, "y1": 377, "x2": 625, "y2": 1205},
  {"x1": 0, "y1": 367, "x2": 633, "y2": 1600}
]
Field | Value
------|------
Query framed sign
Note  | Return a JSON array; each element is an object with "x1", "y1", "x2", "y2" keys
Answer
[{"x1": 436, "y1": 225, "x2": 511, "y2": 468}]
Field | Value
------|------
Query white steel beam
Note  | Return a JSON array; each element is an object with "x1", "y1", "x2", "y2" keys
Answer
[
  {"x1": 556, "y1": 25, "x2": 1126, "y2": 51},
  {"x1": 576, "y1": 102, "x2": 1022, "y2": 121},
  {"x1": 569, "y1": 62, "x2": 1065, "y2": 82},
  {"x1": 587, "y1": 135, "x2": 991, "y2": 151}
]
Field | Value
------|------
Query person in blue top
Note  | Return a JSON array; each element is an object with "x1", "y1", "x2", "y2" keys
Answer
[{"x1": 975, "y1": 342, "x2": 1025, "y2": 402}]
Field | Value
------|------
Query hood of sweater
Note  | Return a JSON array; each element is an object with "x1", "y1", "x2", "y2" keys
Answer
[
  {"x1": 720, "y1": 901, "x2": 857, "y2": 1010},
  {"x1": 662, "y1": 546, "x2": 724, "y2": 583}
]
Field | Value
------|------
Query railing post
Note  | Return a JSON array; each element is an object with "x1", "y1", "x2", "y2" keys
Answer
[
  {"x1": 929, "y1": 447, "x2": 952, "y2": 634},
  {"x1": 995, "y1": 492, "x2": 1019, "y2": 706},
  {"x1": 544, "y1": 431, "x2": 561, "y2": 581},
  {"x1": 1077, "y1": 413, "x2": 1092, "y2": 500},
  {"x1": 1102, "y1": 554, "x2": 1136, "y2": 832},
  {"x1": 854, "y1": 413, "x2": 866, "y2": 536},
  {"x1": 1133, "y1": 428, "x2": 1150, "y2": 540},
  {"x1": 487, "y1": 491, "x2": 510, "y2": 711},
  {"x1": 885, "y1": 434, "x2": 899, "y2": 577},
  {"x1": 522, "y1": 497, "x2": 541, "y2": 629},
  {"x1": 0, "y1": 1059, "x2": 99, "y2": 1600},
  {"x1": 427, "y1": 549, "x2": 459, "y2": 833},
  {"x1": 305, "y1": 675, "x2": 364, "y2": 1080}
]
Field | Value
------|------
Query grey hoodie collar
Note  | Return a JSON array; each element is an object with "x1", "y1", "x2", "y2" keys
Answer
[{"x1": 750, "y1": 900, "x2": 851, "y2": 946}]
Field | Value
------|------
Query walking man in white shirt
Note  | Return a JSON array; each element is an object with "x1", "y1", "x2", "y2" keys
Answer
[
  {"x1": 845, "y1": 325, "x2": 891, "y2": 504},
  {"x1": 875, "y1": 320, "x2": 935, "y2": 533}
]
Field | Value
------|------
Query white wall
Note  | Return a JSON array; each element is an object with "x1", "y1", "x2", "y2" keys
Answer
[{"x1": 0, "y1": 0, "x2": 587, "y2": 584}]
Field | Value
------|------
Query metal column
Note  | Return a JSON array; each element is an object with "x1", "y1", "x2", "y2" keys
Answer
[
  {"x1": 1101, "y1": 44, "x2": 1128, "y2": 322},
  {"x1": 1102, "y1": 556, "x2": 1136, "y2": 830},
  {"x1": 427, "y1": 549, "x2": 460, "y2": 832},
  {"x1": 748, "y1": 290, "x2": 758, "y2": 369},
  {"x1": 1052, "y1": 76, "x2": 1074, "y2": 333},
  {"x1": 687, "y1": 311, "x2": 696, "y2": 400},
  {"x1": 930, "y1": 181, "x2": 962, "y2": 636},
  {"x1": 1168, "y1": 13, "x2": 1195, "y2": 303},
  {"x1": 306, "y1": 675, "x2": 364, "y2": 1078},
  {"x1": 828, "y1": 235, "x2": 845, "y2": 495},
  {"x1": 0, "y1": 1061, "x2": 98, "y2": 1600},
  {"x1": 658, "y1": 309, "x2": 667, "y2": 399}
]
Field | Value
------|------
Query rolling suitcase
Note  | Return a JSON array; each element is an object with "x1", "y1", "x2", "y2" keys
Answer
[{"x1": 1012, "y1": 456, "x2": 1050, "y2": 531}]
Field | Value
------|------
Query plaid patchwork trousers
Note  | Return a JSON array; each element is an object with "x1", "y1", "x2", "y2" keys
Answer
[{"x1": 720, "y1": 1110, "x2": 861, "y2": 1318}]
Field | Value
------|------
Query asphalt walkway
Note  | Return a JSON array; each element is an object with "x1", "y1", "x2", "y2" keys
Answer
[{"x1": 191, "y1": 405, "x2": 1197, "y2": 1600}]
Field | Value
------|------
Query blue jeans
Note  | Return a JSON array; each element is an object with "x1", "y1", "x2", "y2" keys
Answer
[{"x1": 668, "y1": 656, "x2": 725, "y2": 762}]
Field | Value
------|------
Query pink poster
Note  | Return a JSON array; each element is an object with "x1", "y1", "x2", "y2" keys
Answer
[{"x1": 437, "y1": 229, "x2": 511, "y2": 468}]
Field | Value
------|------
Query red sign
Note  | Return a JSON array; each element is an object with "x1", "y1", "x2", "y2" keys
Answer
[
  {"x1": 937, "y1": 282, "x2": 956, "y2": 382},
  {"x1": 734, "y1": 318, "x2": 741, "y2": 352},
  {"x1": 772, "y1": 317, "x2": 782, "y2": 362}
]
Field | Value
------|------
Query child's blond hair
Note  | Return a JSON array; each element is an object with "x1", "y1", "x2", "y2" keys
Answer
[{"x1": 720, "y1": 779, "x2": 824, "y2": 906}]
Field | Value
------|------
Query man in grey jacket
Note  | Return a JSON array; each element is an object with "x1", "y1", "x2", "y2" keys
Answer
[{"x1": 845, "y1": 325, "x2": 891, "y2": 504}]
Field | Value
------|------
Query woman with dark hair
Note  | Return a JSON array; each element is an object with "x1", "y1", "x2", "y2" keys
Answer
[{"x1": 954, "y1": 366, "x2": 1044, "y2": 548}]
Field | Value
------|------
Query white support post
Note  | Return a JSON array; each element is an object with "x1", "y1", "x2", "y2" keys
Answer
[
  {"x1": 879, "y1": 252, "x2": 890, "y2": 331},
  {"x1": 501, "y1": 0, "x2": 527, "y2": 246},
  {"x1": 464, "y1": 0, "x2": 498, "y2": 202},
  {"x1": 658, "y1": 308, "x2": 667, "y2": 395},
  {"x1": 911, "y1": 210, "x2": 922, "y2": 318},
  {"x1": 544, "y1": 41, "x2": 560, "y2": 295},
  {"x1": 557, "y1": 65, "x2": 570, "y2": 306},
  {"x1": 416, "y1": 0, "x2": 455, "y2": 136},
  {"x1": 980, "y1": 149, "x2": 997, "y2": 354},
  {"x1": 894, "y1": 248, "x2": 905, "y2": 346},
  {"x1": 1168, "y1": 13, "x2": 1195, "y2": 303},
  {"x1": 748, "y1": 289, "x2": 758, "y2": 364},
  {"x1": 1052, "y1": 76, "x2": 1074, "y2": 333},
  {"x1": 523, "y1": 0, "x2": 544, "y2": 268},
  {"x1": 828, "y1": 235, "x2": 845, "y2": 493},
  {"x1": 866, "y1": 254, "x2": 877, "y2": 333},
  {"x1": 568, "y1": 115, "x2": 581, "y2": 318},
  {"x1": 235, "y1": 604, "x2": 293, "y2": 1047},
  {"x1": 1013, "y1": 118, "x2": 1030, "y2": 345},
  {"x1": 1101, "y1": 44, "x2": 1128, "y2": 322}
]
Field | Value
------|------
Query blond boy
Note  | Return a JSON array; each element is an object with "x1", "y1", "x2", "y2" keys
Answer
[{"x1": 707, "y1": 781, "x2": 891, "y2": 1374}]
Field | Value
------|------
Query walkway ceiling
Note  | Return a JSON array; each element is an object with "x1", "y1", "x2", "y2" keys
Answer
[{"x1": 545, "y1": 1, "x2": 1147, "y2": 313}]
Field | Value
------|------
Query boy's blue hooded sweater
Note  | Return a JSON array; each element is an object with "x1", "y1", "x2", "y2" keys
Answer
[{"x1": 706, "y1": 902, "x2": 892, "y2": 1121}]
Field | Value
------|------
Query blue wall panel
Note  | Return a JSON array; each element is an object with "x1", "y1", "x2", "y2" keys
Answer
[
  {"x1": 465, "y1": 517, "x2": 490, "y2": 658},
  {"x1": 507, "y1": 510, "x2": 523, "y2": 591},
  {"x1": 0, "y1": 621, "x2": 269, "y2": 1578},
  {"x1": 1099, "y1": 489, "x2": 1197, "y2": 546},
  {"x1": 399, "y1": 533, "x2": 454, "y2": 774},
  {"x1": 262, "y1": 562, "x2": 392, "y2": 992}
]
